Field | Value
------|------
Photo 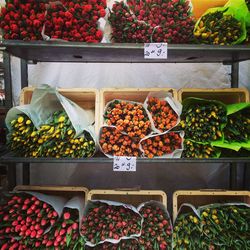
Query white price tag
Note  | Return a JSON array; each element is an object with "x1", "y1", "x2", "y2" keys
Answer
[
  {"x1": 113, "y1": 156, "x2": 136, "y2": 172},
  {"x1": 144, "y1": 43, "x2": 168, "y2": 59}
]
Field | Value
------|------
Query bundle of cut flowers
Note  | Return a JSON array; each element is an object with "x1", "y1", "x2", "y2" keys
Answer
[
  {"x1": 109, "y1": 0, "x2": 195, "y2": 43},
  {"x1": 8, "y1": 111, "x2": 95, "y2": 158},
  {"x1": 0, "y1": 193, "x2": 58, "y2": 249},
  {"x1": 0, "y1": 0, "x2": 106, "y2": 42}
]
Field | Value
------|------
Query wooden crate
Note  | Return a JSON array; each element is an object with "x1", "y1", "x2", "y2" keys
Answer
[
  {"x1": 173, "y1": 190, "x2": 250, "y2": 221},
  {"x1": 87, "y1": 189, "x2": 167, "y2": 208},
  {"x1": 14, "y1": 185, "x2": 89, "y2": 203},
  {"x1": 20, "y1": 87, "x2": 100, "y2": 135},
  {"x1": 100, "y1": 88, "x2": 178, "y2": 127},
  {"x1": 178, "y1": 88, "x2": 249, "y2": 104}
]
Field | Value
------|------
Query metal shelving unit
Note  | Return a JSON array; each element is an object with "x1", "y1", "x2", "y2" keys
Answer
[{"x1": 0, "y1": 41, "x2": 250, "y2": 190}]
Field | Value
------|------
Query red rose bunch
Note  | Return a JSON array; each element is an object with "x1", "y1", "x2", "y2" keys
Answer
[
  {"x1": 141, "y1": 132, "x2": 182, "y2": 158},
  {"x1": 0, "y1": 0, "x2": 46, "y2": 40},
  {"x1": 99, "y1": 127, "x2": 141, "y2": 157},
  {"x1": 81, "y1": 202, "x2": 142, "y2": 245},
  {"x1": 147, "y1": 96, "x2": 178, "y2": 132},
  {"x1": 44, "y1": 0, "x2": 106, "y2": 42},
  {"x1": 35, "y1": 208, "x2": 84, "y2": 249},
  {"x1": 138, "y1": 204, "x2": 172, "y2": 250},
  {"x1": 0, "y1": 193, "x2": 58, "y2": 249},
  {"x1": 109, "y1": 0, "x2": 195, "y2": 43}
]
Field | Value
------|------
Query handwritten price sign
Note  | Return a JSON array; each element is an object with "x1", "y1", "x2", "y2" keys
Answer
[
  {"x1": 144, "y1": 43, "x2": 168, "y2": 59},
  {"x1": 113, "y1": 156, "x2": 136, "y2": 172}
]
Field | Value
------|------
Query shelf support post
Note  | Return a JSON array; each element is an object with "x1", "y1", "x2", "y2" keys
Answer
[
  {"x1": 7, "y1": 163, "x2": 16, "y2": 190},
  {"x1": 229, "y1": 62, "x2": 239, "y2": 189},
  {"x1": 20, "y1": 59, "x2": 30, "y2": 185},
  {"x1": 231, "y1": 62, "x2": 239, "y2": 88},
  {"x1": 20, "y1": 59, "x2": 28, "y2": 88},
  {"x1": 243, "y1": 163, "x2": 250, "y2": 189},
  {"x1": 3, "y1": 52, "x2": 12, "y2": 109},
  {"x1": 3, "y1": 52, "x2": 17, "y2": 190}
]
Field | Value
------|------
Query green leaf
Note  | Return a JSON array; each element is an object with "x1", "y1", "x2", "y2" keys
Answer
[
  {"x1": 66, "y1": 232, "x2": 72, "y2": 247},
  {"x1": 226, "y1": 102, "x2": 250, "y2": 116}
]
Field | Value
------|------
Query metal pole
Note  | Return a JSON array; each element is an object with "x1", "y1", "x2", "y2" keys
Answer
[
  {"x1": 7, "y1": 163, "x2": 16, "y2": 190},
  {"x1": 20, "y1": 59, "x2": 30, "y2": 185},
  {"x1": 231, "y1": 62, "x2": 239, "y2": 88},
  {"x1": 22, "y1": 163, "x2": 30, "y2": 185},
  {"x1": 20, "y1": 59, "x2": 28, "y2": 88},
  {"x1": 229, "y1": 62, "x2": 239, "y2": 189},
  {"x1": 3, "y1": 52, "x2": 17, "y2": 190},
  {"x1": 243, "y1": 163, "x2": 250, "y2": 189},
  {"x1": 3, "y1": 52, "x2": 12, "y2": 109}
]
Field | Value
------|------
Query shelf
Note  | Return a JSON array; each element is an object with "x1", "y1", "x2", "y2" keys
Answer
[
  {"x1": 1, "y1": 153, "x2": 250, "y2": 164},
  {"x1": 1, "y1": 40, "x2": 250, "y2": 63}
]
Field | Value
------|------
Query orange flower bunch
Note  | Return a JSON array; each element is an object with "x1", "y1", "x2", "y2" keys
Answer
[
  {"x1": 105, "y1": 100, "x2": 151, "y2": 138},
  {"x1": 141, "y1": 132, "x2": 182, "y2": 158},
  {"x1": 147, "y1": 97, "x2": 178, "y2": 132},
  {"x1": 99, "y1": 127, "x2": 141, "y2": 157}
]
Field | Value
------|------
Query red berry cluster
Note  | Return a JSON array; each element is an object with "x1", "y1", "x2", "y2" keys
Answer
[
  {"x1": 139, "y1": 205, "x2": 172, "y2": 249},
  {"x1": 81, "y1": 202, "x2": 142, "y2": 244},
  {"x1": 0, "y1": 193, "x2": 58, "y2": 249},
  {"x1": 109, "y1": 0, "x2": 195, "y2": 43},
  {"x1": 0, "y1": 0, "x2": 106, "y2": 42}
]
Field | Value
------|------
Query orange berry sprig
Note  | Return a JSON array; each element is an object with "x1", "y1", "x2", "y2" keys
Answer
[
  {"x1": 141, "y1": 132, "x2": 182, "y2": 158},
  {"x1": 147, "y1": 97, "x2": 178, "y2": 132},
  {"x1": 105, "y1": 100, "x2": 152, "y2": 138},
  {"x1": 99, "y1": 127, "x2": 141, "y2": 157}
]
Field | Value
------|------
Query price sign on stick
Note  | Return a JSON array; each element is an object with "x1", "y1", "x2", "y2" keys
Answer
[
  {"x1": 113, "y1": 156, "x2": 137, "y2": 172},
  {"x1": 144, "y1": 43, "x2": 168, "y2": 59}
]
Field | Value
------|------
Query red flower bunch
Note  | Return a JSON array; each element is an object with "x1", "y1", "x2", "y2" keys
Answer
[
  {"x1": 147, "y1": 96, "x2": 178, "y2": 132},
  {"x1": 81, "y1": 202, "x2": 142, "y2": 245},
  {"x1": 0, "y1": 193, "x2": 58, "y2": 249},
  {"x1": 141, "y1": 132, "x2": 182, "y2": 158},
  {"x1": 138, "y1": 204, "x2": 172, "y2": 250},
  {"x1": 0, "y1": 0, "x2": 46, "y2": 40},
  {"x1": 109, "y1": 2, "x2": 152, "y2": 43},
  {"x1": 99, "y1": 127, "x2": 141, "y2": 157},
  {"x1": 0, "y1": 0, "x2": 106, "y2": 42},
  {"x1": 44, "y1": 0, "x2": 106, "y2": 42},
  {"x1": 109, "y1": 0, "x2": 195, "y2": 43},
  {"x1": 35, "y1": 208, "x2": 84, "y2": 249}
]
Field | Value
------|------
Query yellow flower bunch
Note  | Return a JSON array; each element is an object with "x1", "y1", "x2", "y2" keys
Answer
[{"x1": 8, "y1": 111, "x2": 95, "y2": 158}]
